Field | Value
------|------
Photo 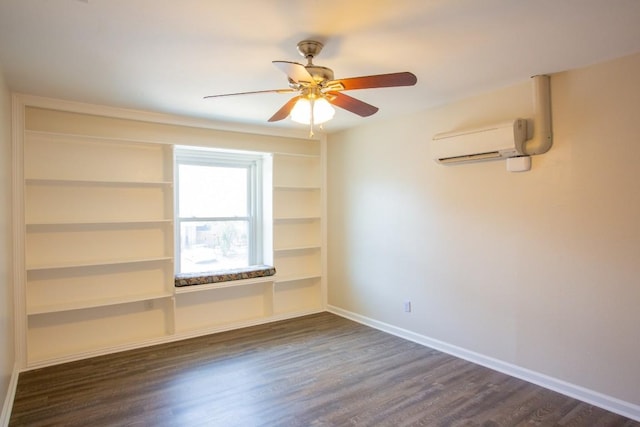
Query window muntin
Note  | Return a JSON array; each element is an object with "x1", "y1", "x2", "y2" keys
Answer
[{"x1": 175, "y1": 146, "x2": 264, "y2": 275}]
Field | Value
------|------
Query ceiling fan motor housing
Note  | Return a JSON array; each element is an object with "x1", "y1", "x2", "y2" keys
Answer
[
  {"x1": 306, "y1": 65, "x2": 334, "y2": 84},
  {"x1": 297, "y1": 40, "x2": 334, "y2": 83}
]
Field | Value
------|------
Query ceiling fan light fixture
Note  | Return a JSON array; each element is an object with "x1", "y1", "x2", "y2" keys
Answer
[{"x1": 290, "y1": 96, "x2": 335, "y2": 125}]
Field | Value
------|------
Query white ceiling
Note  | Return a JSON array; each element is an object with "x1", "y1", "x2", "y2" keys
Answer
[{"x1": 1, "y1": 0, "x2": 639, "y2": 133}]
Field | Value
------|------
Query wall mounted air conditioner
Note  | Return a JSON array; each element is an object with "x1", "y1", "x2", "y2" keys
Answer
[
  {"x1": 431, "y1": 75, "x2": 552, "y2": 168},
  {"x1": 432, "y1": 119, "x2": 528, "y2": 164}
]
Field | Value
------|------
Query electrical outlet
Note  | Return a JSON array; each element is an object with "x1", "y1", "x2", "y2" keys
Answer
[{"x1": 404, "y1": 300, "x2": 412, "y2": 313}]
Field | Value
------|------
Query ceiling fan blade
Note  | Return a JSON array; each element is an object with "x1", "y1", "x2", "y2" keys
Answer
[
  {"x1": 204, "y1": 88, "x2": 295, "y2": 99},
  {"x1": 273, "y1": 61, "x2": 315, "y2": 85},
  {"x1": 268, "y1": 96, "x2": 301, "y2": 122},
  {"x1": 329, "y1": 71, "x2": 417, "y2": 91},
  {"x1": 326, "y1": 92, "x2": 379, "y2": 117}
]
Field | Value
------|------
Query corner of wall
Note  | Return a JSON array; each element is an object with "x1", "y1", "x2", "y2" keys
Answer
[{"x1": 0, "y1": 64, "x2": 16, "y2": 424}]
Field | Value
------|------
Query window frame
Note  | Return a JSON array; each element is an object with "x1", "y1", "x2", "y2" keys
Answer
[{"x1": 174, "y1": 146, "x2": 265, "y2": 275}]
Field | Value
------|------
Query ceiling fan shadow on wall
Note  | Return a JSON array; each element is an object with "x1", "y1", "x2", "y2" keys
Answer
[{"x1": 204, "y1": 40, "x2": 418, "y2": 136}]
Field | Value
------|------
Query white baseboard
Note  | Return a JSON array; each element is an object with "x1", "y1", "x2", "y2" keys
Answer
[
  {"x1": 0, "y1": 363, "x2": 19, "y2": 427},
  {"x1": 327, "y1": 305, "x2": 640, "y2": 422}
]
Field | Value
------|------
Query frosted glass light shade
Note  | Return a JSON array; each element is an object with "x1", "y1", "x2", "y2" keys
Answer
[{"x1": 290, "y1": 97, "x2": 335, "y2": 124}]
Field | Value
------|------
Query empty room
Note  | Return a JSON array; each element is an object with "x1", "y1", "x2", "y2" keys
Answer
[{"x1": 1, "y1": 1, "x2": 639, "y2": 425}]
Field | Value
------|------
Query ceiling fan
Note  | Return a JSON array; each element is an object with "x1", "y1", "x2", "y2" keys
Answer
[{"x1": 204, "y1": 40, "x2": 417, "y2": 135}]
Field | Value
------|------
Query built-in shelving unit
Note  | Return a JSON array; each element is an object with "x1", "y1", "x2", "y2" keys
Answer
[
  {"x1": 16, "y1": 105, "x2": 325, "y2": 367},
  {"x1": 271, "y1": 153, "x2": 323, "y2": 315},
  {"x1": 22, "y1": 131, "x2": 175, "y2": 363}
]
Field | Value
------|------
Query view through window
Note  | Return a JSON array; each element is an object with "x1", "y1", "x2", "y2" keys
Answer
[{"x1": 175, "y1": 146, "x2": 265, "y2": 274}]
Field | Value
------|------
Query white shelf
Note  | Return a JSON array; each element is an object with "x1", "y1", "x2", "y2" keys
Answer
[
  {"x1": 274, "y1": 273, "x2": 321, "y2": 284},
  {"x1": 274, "y1": 245, "x2": 321, "y2": 253},
  {"x1": 27, "y1": 292, "x2": 174, "y2": 315},
  {"x1": 274, "y1": 216, "x2": 321, "y2": 223},
  {"x1": 26, "y1": 256, "x2": 173, "y2": 272},
  {"x1": 174, "y1": 276, "x2": 276, "y2": 294},
  {"x1": 272, "y1": 152, "x2": 320, "y2": 158},
  {"x1": 26, "y1": 178, "x2": 172, "y2": 187},
  {"x1": 273, "y1": 185, "x2": 320, "y2": 191},
  {"x1": 26, "y1": 219, "x2": 173, "y2": 227}
]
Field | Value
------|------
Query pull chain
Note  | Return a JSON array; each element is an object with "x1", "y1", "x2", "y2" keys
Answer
[{"x1": 308, "y1": 98, "x2": 315, "y2": 138}]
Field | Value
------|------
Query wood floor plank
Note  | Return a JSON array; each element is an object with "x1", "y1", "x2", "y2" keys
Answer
[{"x1": 9, "y1": 312, "x2": 639, "y2": 426}]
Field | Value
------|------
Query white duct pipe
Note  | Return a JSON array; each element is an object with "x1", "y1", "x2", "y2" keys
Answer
[{"x1": 524, "y1": 75, "x2": 553, "y2": 155}]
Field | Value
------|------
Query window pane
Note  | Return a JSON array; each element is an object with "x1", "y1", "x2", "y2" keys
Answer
[
  {"x1": 178, "y1": 164, "x2": 247, "y2": 218},
  {"x1": 180, "y1": 221, "x2": 249, "y2": 273}
]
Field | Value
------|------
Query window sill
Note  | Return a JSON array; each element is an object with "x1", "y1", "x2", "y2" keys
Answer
[{"x1": 174, "y1": 265, "x2": 276, "y2": 287}]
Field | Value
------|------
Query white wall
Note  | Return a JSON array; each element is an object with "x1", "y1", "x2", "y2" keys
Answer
[
  {"x1": 327, "y1": 53, "x2": 640, "y2": 407},
  {"x1": 0, "y1": 66, "x2": 15, "y2": 412}
]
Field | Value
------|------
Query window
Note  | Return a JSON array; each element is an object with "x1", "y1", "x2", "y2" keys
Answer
[{"x1": 175, "y1": 146, "x2": 266, "y2": 274}]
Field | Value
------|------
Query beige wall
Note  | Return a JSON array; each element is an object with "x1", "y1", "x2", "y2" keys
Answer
[
  {"x1": 0, "y1": 66, "x2": 15, "y2": 409},
  {"x1": 327, "y1": 53, "x2": 640, "y2": 406}
]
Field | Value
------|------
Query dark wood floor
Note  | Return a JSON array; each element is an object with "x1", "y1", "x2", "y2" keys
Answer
[{"x1": 10, "y1": 312, "x2": 639, "y2": 426}]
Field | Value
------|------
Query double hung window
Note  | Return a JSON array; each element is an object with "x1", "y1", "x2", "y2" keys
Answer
[{"x1": 175, "y1": 146, "x2": 264, "y2": 274}]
